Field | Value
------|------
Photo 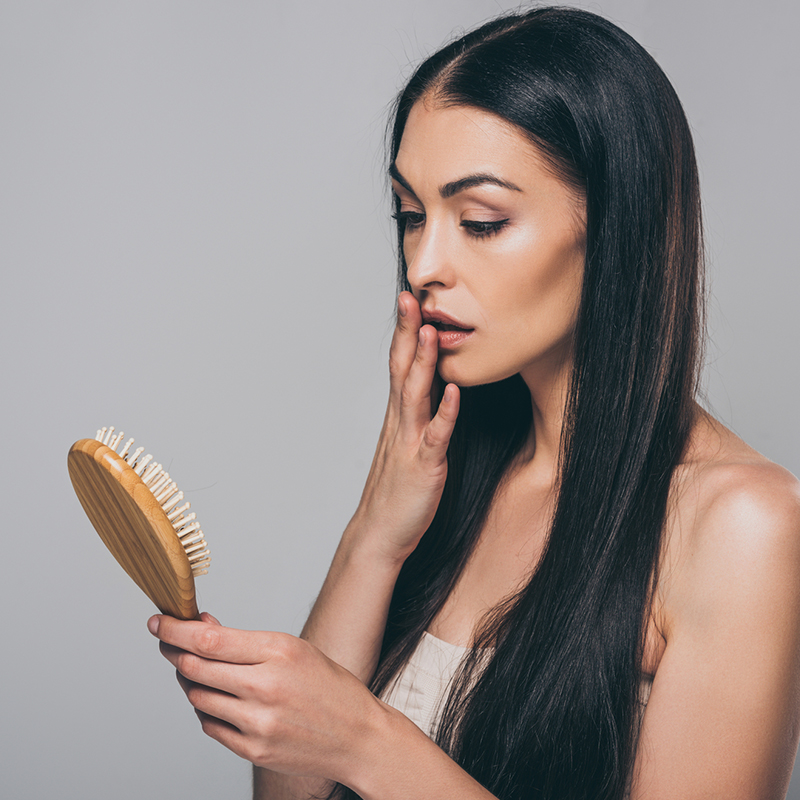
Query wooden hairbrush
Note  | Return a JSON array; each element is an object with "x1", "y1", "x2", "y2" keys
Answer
[{"x1": 68, "y1": 427, "x2": 210, "y2": 620}]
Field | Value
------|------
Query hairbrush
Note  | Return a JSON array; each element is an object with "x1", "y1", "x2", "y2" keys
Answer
[{"x1": 68, "y1": 427, "x2": 210, "y2": 620}]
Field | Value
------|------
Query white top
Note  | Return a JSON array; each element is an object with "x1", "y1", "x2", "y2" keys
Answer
[
  {"x1": 381, "y1": 631, "x2": 654, "y2": 742},
  {"x1": 381, "y1": 631, "x2": 471, "y2": 739}
]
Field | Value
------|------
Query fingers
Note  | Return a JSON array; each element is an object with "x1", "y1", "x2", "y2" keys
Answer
[
  {"x1": 398, "y1": 324, "x2": 440, "y2": 435},
  {"x1": 175, "y1": 673, "x2": 256, "y2": 760},
  {"x1": 386, "y1": 293, "x2": 456, "y2": 447},
  {"x1": 420, "y1": 383, "x2": 460, "y2": 462},
  {"x1": 148, "y1": 615, "x2": 272, "y2": 665},
  {"x1": 387, "y1": 292, "x2": 422, "y2": 408},
  {"x1": 159, "y1": 639, "x2": 240, "y2": 693},
  {"x1": 175, "y1": 670, "x2": 240, "y2": 723},
  {"x1": 194, "y1": 710, "x2": 250, "y2": 760}
]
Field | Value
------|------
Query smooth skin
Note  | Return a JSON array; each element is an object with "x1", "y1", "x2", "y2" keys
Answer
[{"x1": 150, "y1": 101, "x2": 800, "y2": 800}]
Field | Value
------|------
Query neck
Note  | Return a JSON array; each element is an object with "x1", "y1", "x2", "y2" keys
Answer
[{"x1": 515, "y1": 351, "x2": 573, "y2": 487}]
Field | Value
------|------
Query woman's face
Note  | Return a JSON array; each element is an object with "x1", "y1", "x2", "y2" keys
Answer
[{"x1": 392, "y1": 101, "x2": 586, "y2": 388}]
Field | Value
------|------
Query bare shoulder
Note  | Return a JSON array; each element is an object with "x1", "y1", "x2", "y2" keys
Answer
[
  {"x1": 637, "y1": 411, "x2": 800, "y2": 798},
  {"x1": 660, "y1": 407, "x2": 800, "y2": 631},
  {"x1": 680, "y1": 409, "x2": 800, "y2": 542}
]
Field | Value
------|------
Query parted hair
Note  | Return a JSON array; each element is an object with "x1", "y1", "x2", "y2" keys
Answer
[{"x1": 335, "y1": 6, "x2": 703, "y2": 799}]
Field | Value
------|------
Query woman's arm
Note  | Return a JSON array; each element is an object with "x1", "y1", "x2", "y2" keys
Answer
[
  {"x1": 299, "y1": 291, "x2": 459, "y2": 681},
  {"x1": 245, "y1": 292, "x2": 459, "y2": 798},
  {"x1": 632, "y1": 463, "x2": 800, "y2": 799},
  {"x1": 252, "y1": 538, "x2": 407, "y2": 800}
]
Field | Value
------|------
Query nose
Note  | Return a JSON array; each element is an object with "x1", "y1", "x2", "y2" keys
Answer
[{"x1": 404, "y1": 222, "x2": 454, "y2": 294}]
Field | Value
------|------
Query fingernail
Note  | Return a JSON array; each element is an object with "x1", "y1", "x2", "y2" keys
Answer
[
  {"x1": 398, "y1": 296, "x2": 407, "y2": 317},
  {"x1": 419, "y1": 328, "x2": 426, "y2": 345},
  {"x1": 147, "y1": 615, "x2": 160, "y2": 636}
]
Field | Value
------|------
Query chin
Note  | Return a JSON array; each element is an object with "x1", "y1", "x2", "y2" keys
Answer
[{"x1": 436, "y1": 355, "x2": 517, "y2": 388}]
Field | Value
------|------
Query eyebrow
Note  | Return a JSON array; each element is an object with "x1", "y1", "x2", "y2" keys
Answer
[{"x1": 389, "y1": 163, "x2": 522, "y2": 198}]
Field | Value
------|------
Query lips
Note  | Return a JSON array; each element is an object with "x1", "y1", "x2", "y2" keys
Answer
[
  {"x1": 421, "y1": 309, "x2": 474, "y2": 333},
  {"x1": 421, "y1": 308, "x2": 475, "y2": 349}
]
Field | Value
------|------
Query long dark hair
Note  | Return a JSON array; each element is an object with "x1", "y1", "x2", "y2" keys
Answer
[{"x1": 337, "y1": 7, "x2": 703, "y2": 799}]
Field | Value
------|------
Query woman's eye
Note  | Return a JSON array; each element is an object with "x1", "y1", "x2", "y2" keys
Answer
[
  {"x1": 461, "y1": 219, "x2": 509, "y2": 238},
  {"x1": 392, "y1": 211, "x2": 425, "y2": 231}
]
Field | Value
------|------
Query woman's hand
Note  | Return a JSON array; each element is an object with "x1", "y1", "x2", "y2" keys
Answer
[
  {"x1": 151, "y1": 614, "x2": 501, "y2": 800},
  {"x1": 149, "y1": 613, "x2": 385, "y2": 789},
  {"x1": 350, "y1": 291, "x2": 460, "y2": 562}
]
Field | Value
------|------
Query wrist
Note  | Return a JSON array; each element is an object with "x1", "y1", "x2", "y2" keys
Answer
[
  {"x1": 342, "y1": 699, "x2": 419, "y2": 797},
  {"x1": 342, "y1": 700, "x2": 498, "y2": 800},
  {"x1": 342, "y1": 510, "x2": 417, "y2": 569},
  {"x1": 299, "y1": 519, "x2": 407, "y2": 679}
]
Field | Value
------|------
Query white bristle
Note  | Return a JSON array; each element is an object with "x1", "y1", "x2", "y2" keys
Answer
[
  {"x1": 167, "y1": 501, "x2": 190, "y2": 520},
  {"x1": 144, "y1": 473, "x2": 164, "y2": 492},
  {"x1": 162, "y1": 492, "x2": 184, "y2": 514},
  {"x1": 127, "y1": 446, "x2": 144, "y2": 467},
  {"x1": 141, "y1": 462, "x2": 163, "y2": 485},
  {"x1": 95, "y1": 427, "x2": 211, "y2": 579},
  {"x1": 178, "y1": 526, "x2": 202, "y2": 543},
  {"x1": 154, "y1": 482, "x2": 177, "y2": 504},
  {"x1": 149, "y1": 473, "x2": 170, "y2": 496},
  {"x1": 173, "y1": 512, "x2": 196, "y2": 530},
  {"x1": 134, "y1": 453, "x2": 154, "y2": 476},
  {"x1": 146, "y1": 470, "x2": 166, "y2": 490},
  {"x1": 176, "y1": 519, "x2": 200, "y2": 534}
]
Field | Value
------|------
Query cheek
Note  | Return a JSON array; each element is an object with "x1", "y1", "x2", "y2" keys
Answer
[
  {"x1": 496, "y1": 245, "x2": 583, "y2": 338},
  {"x1": 437, "y1": 228, "x2": 585, "y2": 386},
  {"x1": 473, "y1": 238, "x2": 584, "y2": 377}
]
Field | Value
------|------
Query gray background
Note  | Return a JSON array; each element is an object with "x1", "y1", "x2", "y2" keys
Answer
[{"x1": 1, "y1": 1, "x2": 797, "y2": 797}]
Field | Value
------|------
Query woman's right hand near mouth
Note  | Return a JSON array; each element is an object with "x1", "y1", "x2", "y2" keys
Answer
[
  {"x1": 348, "y1": 289, "x2": 461, "y2": 564},
  {"x1": 298, "y1": 290, "x2": 460, "y2": 682}
]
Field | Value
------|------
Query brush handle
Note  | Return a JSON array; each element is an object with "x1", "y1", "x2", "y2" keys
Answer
[{"x1": 68, "y1": 438, "x2": 199, "y2": 620}]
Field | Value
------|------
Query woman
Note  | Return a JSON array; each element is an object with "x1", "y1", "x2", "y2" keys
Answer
[{"x1": 149, "y1": 8, "x2": 800, "y2": 799}]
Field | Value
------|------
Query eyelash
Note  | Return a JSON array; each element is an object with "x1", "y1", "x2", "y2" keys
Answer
[
  {"x1": 391, "y1": 211, "x2": 509, "y2": 239},
  {"x1": 461, "y1": 219, "x2": 509, "y2": 238}
]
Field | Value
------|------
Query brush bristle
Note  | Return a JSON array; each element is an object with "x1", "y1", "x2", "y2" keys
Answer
[{"x1": 95, "y1": 427, "x2": 211, "y2": 577}]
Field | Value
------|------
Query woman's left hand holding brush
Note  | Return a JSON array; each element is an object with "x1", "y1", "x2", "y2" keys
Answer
[
  {"x1": 149, "y1": 612, "x2": 380, "y2": 788},
  {"x1": 148, "y1": 612, "x2": 497, "y2": 800}
]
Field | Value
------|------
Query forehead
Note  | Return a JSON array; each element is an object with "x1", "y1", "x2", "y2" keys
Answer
[{"x1": 395, "y1": 102, "x2": 544, "y2": 182}]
